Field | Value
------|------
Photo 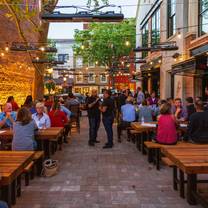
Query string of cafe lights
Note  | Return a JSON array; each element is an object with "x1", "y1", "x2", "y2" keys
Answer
[{"x1": 0, "y1": 1, "x2": 202, "y2": 7}]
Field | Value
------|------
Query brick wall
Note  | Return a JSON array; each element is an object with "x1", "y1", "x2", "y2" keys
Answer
[{"x1": 0, "y1": 1, "x2": 40, "y2": 106}]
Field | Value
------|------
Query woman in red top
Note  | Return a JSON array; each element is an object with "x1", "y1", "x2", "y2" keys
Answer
[
  {"x1": 7, "y1": 96, "x2": 19, "y2": 111},
  {"x1": 156, "y1": 102, "x2": 177, "y2": 145},
  {"x1": 48, "y1": 101, "x2": 68, "y2": 127}
]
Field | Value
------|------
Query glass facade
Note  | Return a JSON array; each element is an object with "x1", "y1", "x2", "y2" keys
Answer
[
  {"x1": 141, "y1": 23, "x2": 149, "y2": 58},
  {"x1": 167, "y1": 0, "x2": 176, "y2": 38},
  {"x1": 151, "y1": 9, "x2": 160, "y2": 45},
  {"x1": 199, "y1": 0, "x2": 208, "y2": 36}
]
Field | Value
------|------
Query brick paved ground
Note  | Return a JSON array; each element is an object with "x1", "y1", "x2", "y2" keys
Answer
[{"x1": 14, "y1": 116, "x2": 202, "y2": 208}]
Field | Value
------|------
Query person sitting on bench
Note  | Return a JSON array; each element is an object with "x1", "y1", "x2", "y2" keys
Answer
[
  {"x1": 186, "y1": 100, "x2": 208, "y2": 143},
  {"x1": 117, "y1": 96, "x2": 136, "y2": 143},
  {"x1": 156, "y1": 103, "x2": 177, "y2": 145}
]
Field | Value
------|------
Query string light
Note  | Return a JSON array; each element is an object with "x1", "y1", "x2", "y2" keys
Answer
[
  {"x1": 48, "y1": 68, "x2": 53, "y2": 74},
  {"x1": 39, "y1": 46, "x2": 45, "y2": 52},
  {"x1": 177, "y1": 30, "x2": 181, "y2": 39},
  {"x1": 95, "y1": 61, "x2": 98, "y2": 65},
  {"x1": 81, "y1": 45, "x2": 85, "y2": 50},
  {"x1": 1, "y1": 52, "x2": 5, "y2": 57},
  {"x1": 36, "y1": 57, "x2": 39, "y2": 61},
  {"x1": 63, "y1": 77, "x2": 67, "y2": 81},
  {"x1": 125, "y1": 40, "x2": 130, "y2": 47},
  {"x1": 158, "y1": 59, "x2": 161, "y2": 63}
]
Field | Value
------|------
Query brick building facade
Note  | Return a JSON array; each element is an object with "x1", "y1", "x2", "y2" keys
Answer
[
  {"x1": 136, "y1": 0, "x2": 208, "y2": 100},
  {"x1": 0, "y1": 0, "x2": 45, "y2": 106}
]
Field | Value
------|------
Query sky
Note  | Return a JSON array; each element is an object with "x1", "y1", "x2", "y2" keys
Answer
[{"x1": 48, "y1": 0, "x2": 138, "y2": 39}]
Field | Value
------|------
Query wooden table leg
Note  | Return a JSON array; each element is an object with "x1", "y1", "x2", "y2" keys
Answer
[
  {"x1": 17, "y1": 175, "x2": 21, "y2": 197},
  {"x1": 187, "y1": 174, "x2": 197, "y2": 205},
  {"x1": 2, "y1": 184, "x2": 12, "y2": 208},
  {"x1": 179, "y1": 170, "x2": 185, "y2": 198},
  {"x1": 173, "y1": 166, "x2": 178, "y2": 191},
  {"x1": 11, "y1": 179, "x2": 16, "y2": 205},
  {"x1": 147, "y1": 148, "x2": 153, "y2": 163},
  {"x1": 156, "y1": 148, "x2": 160, "y2": 170},
  {"x1": 44, "y1": 140, "x2": 50, "y2": 159}
]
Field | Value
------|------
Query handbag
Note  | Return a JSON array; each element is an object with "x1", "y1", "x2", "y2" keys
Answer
[{"x1": 42, "y1": 159, "x2": 59, "y2": 177}]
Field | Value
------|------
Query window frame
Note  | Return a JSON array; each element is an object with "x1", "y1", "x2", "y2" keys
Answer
[
  {"x1": 141, "y1": 22, "x2": 149, "y2": 58},
  {"x1": 167, "y1": 0, "x2": 176, "y2": 38},
  {"x1": 198, "y1": 0, "x2": 208, "y2": 36},
  {"x1": 88, "y1": 72, "x2": 96, "y2": 83},
  {"x1": 100, "y1": 74, "x2": 107, "y2": 83},
  {"x1": 151, "y1": 8, "x2": 160, "y2": 45},
  {"x1": 76, "y1": 74, "x2": 83, "y2": 83}
]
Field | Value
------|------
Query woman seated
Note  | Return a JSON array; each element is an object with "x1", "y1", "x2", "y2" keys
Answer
[
  {"x1": 12, "y1": 107, "x2": 38, "y2": 151},
  {"x1": 138, "y1": 100, "x2": 153, "y2": 122},
  {"x1": 32, "y1": 102, "x2": 51, "y2": 129},
  {"x1": 48, "y1": 101, "x2": 68, "y2": 127},
  {"x1": 156, "y1": 103, "x2": 177, "y2": 145}
]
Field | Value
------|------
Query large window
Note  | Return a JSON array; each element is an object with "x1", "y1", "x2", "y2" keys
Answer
[
  {"x1": 88, "y1": 72, "x2": 95, "y2": 83},
  {"x1": 100, "y1": 74, "x2": 107, "y2": 83},
  {"x1": 199, "y1": 0, "x2": 208, "y2": 36},
  {"x1": 151, "y1": 9, "x2": 160, "y2": 45},
  {"x1": 58, "y1": 54, "x2": 69, "y2": 62},
  {"x1": 141, "y1": 23, "x2": 149, "y2": 58},
  {"x1": 167, "y1": 0, "x2": 176, "y2": 38}
]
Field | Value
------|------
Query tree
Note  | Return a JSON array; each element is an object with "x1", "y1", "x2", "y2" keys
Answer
[{"x1": 73, "y1": 19, "x2": 136, "y2": 68}]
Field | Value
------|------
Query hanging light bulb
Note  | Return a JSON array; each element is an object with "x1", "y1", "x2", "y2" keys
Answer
[
  {"x1": 177, "y1": 30, "x2": 181, "y2": 39},
  {"x1": 125, "y1": 40, "x2": 130, "y2": 47},
  {"x1": 63, "y1": 77, "x2": 67, "y2": 81},
  {"x1": 81, "y1": 45, "x2": 85, "y2": 50},
  {"x1": 1, "y1": 52, "x2": 5, "y2": 57},
  {"x1": 95, "y1": 61, "x2": 98, "y2": 65},
  {"x1": 158, "y1": 59, "x2": 161, "y2": 63},
  {"x1": 48, "y1": 68, "x2": 53, "y2": 74},
  {"x1": 36, "y1": 57, "x2": 39, "y2": 61},
  {"x1": 39, "y1": 46, "x2": 45, "y2": 52},
  {"x1": 5, "y1": 46, "x2": 9, "y2": 52}
]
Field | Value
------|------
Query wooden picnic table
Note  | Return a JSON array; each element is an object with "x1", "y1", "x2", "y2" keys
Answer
[
  {"x1": 0, "y1": 151, "x2": 34, "y2": 207},
  {"x1": 161, "y1": 146, "x2": 208, "y2": 207},
  {"x1": 0, "y1": 127, "x2": 64, "y2": 158},
  {"x1": 131, "y1": 122, "x2": 157, "y2": 132}
]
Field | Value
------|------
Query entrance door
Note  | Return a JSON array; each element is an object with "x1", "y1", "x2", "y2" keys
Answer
[{"x1": 151, "y1": 71, "x2": 160, "y2": 97}]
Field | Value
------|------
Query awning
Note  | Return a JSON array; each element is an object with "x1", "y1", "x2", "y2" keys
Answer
[{"x1": 171, "y1": 57, "x2": 208, "y2": 77}]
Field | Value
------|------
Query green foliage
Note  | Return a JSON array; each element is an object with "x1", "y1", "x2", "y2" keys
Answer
[
  {"x1": 87, "y1": 0, "x2": 109, "y2": 7},
  {"x1": 45, "y1": 79, "x2": 56, "y2": 94},
  {"x1": 73, "y1": 19, "x2": 136, "y2": 67}
]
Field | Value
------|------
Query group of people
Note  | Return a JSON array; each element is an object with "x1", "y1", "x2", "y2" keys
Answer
[
  {"x1": 85, "y1": 87, "x2": 208, "y2": 148},
  {"x1": 116, "y1": 87, "x2": 208, "y2": 144},
  {"x1": 0, "y1": 93, "x2": 81, "y2": 151}
]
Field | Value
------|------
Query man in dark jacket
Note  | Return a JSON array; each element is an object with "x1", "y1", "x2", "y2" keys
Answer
[
  {"x1": 187, "y1": 100, "x2": 208, "y2": 143},
  {"x1": 86, "y1": 90, "x2": 101, "y2": 146},
  {"x1": 99, "y1": 89, "x2": 115, "y2": 149}
]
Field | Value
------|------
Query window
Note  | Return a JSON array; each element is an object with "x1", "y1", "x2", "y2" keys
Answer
[
  {"x1": 76, "y1": 57, "x2": 83, "y2": 68},
  {"x1": 76, "y1": 74, "x2": 83, "y2": 83},
  {"x1": 141, "y1": 23, "x2": 149, "y2": 58},
  {"x1": 199, "y1": 0, "x2": 208, "y2": 36},
  {"x1": 58, "y1": 54, "x2": 69, "y2": 62},
  {"x1": 100, "y1": 74, "x2": 107, "y2": 83},
  {"x1": 151, "y1": 9, "x2": 160, "y2": 45},
  {"x1": 88, "y1": 73, "x2": 95, "y2": 83},
  {"x1": 167, "y1": 0, "x2": 176, "y2": 38}
]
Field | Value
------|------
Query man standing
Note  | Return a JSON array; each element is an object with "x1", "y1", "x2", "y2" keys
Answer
[
  {"x1": 136, "y1": 87, "x2": 145, "y2": 105},
  {"x1": 99, "y1": 90, "x2": 115, "y2": 149},
  {"x1": 86, "y1": 90, "x2": 101, "y2": 146}
]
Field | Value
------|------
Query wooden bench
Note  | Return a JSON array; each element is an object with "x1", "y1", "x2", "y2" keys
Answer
[
  {"x1": 23, "y1": 161, "x2": 34, "y2": 186},
  {"x1": 0, "y1": 151, "x2": 34, "y2": 207},
  {"x1": 162, "y1": 146, "x2": 208, "y2": 207},
  {"x1": 130, "y1": 130, "x2": 143, "y2": 150},
  {"x1": 33, "y1": 151, "x2": 44, "y2": 176}
]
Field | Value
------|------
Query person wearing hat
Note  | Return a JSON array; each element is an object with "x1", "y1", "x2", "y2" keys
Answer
[{"x1": 117, "y1": 96, "x2": 136, "y2": 142}]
